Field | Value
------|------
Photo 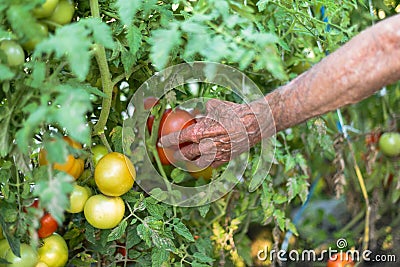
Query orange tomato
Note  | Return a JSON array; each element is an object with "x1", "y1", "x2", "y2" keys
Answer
[{"x1": 39, "y1": 136, "x2": 84, "y2": 179}]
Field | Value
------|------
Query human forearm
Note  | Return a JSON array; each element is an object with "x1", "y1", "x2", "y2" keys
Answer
[{"x1": 265, "y1": 14, "x2": 400, "y2": 132}]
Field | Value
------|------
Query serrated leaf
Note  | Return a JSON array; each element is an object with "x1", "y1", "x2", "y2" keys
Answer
[
  {"x1": 126, "y1": 25, "x2": 142, "y2": 56},
  {"x1": 51, "y1": 86, "x2": 92, "y2": 144},
  {"x1": 34, "y1": 23, "x2": 92, "y2": 81},
  {"x1": 116, "y1": 0, "x2": 143, "y2": 26},
  {"x1": 198, "y1": 204, "x2": 210, "y2": 218},
  {"x1": 81, "y1": 18, "x2": 115, "y2": 49},
  {"x1": 144, "y1": 198, "x2": 165, "y2": 219},
  {"x1": 150, "y1": 23, "x2": 182, "y2": 70},
  {"x1": 193, "y1": 252, "x2": 214, "y2": 264},
  {"x1": 107, "y1": 220, "x2": 128, "y2": 242},
  {"x1": 191, "y1": 261, "x2": 212, "y2": 267},
  {"x1": 151, "y1": 248, "x2": 169, "y2": 267},
  {"x1": 121, "y1": 48, "x2": 136, "y2": 79},
  {"x1": 126, "y1": 226, "x2": 142, "y2": 248},
  {"x1": 137, "y1": 223, "x2": 152, "y2": 247},
  {"x1": 34, "y1": 172, "x2": 73, "y2": 224},
  {"x1": 173, "y1": 218, "x2": 194, "y2": 242}
]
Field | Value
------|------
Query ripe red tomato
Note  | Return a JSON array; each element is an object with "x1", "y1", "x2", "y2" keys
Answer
[
  {"x1": 159, "y1": 108, "x2": 195, "y2": 136},
  {"x1": 38, "y1": 213, "x2": 58, "y2": 239},
  {"x1": 144, "y1": 96, "x2": 159, "y2": 110},
  {"x1": 94, "y1": 152, "x2": 136, "y2": 196},
  {"x1": 327, "y1": 252, "x2": 355, "y2": 267},
  {"x1": 156, "y1": 108, "x2": 195, "y2": 165},
  {"x1": 38, "y1": 233, "x2": 68, "y2": 267}
]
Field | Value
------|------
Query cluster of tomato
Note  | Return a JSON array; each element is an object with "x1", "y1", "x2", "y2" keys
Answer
[
  {"x1": 144, "y1": 97, "x2": 213, "y2": 180},
  {"x1": 0, "y1": 0, "x2": 75, "y2": 67},
  {"x1": 0, "y1": 200, "x2": 69, "y2": 267}
]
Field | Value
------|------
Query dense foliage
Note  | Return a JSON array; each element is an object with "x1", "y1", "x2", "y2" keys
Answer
[{"x1": 0, "y1": 0, "x2": 399, "y2": 266}]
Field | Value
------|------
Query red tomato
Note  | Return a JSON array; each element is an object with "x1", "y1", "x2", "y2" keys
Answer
[
  {"x1": 159, "y1": 108, "x2": 195, "y2": 136},
  {"x1": 38, "y1": 213, "x2": 58, "y2": 239},
  {"x1": 327, "y1": 252, "x2": 355, "y2": 267},
  {"x1": 144, "y1": 97, "x2": 159, "y2": 110},
  {"x1": 157, "y1": 108, "x2": 195, "y2": 165},
  {"x1": 144, "y1": 97, "x2": 159, "y2": 133}
]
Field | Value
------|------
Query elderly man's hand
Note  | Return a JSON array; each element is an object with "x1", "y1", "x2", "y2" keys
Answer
[{"x1": 159, "y1": 98, "x2": 274, "y2": 167}]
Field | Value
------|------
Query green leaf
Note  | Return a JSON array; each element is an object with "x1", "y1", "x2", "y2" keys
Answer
[
  {"x1": 144, "y1": 198, "x2": 166, "y2": 219},
  {"x1": 115, "y1": 0, "x2": 143, "y2": 26},
  {"x1": 173, "y1": 218, "x2": 194, "y2": 242},
  {"x1": 0, "y1": 110, "x2": 11, "y2": 157},
  {"x1": 193, "y1": 252, "x2": 214, "y2": 264},
  {"x1": 51, "y1": 85, "x2": 92, "y2": 144},
  {"x1": 150, "y1": 23, "x2": 182, "y2": 70},
  {"x1": 81, "y1": 18, "x2": 115, "y2": 49},
  {"x1": 34, "y1": 23, "x2": 92, "y2": 81},
  {"x1": 170, "y1": 168, "x2": 186, "y2": 183},
  {"x1": 126, "y1": 25, "x2": 142, "y2": 56},
  {"x1": 151, "y1": 248, "x2": 169, "y2": 267},
  {"x1": 191, "y1": 261, "x2": 212, "y2": 267},
  {"x1": 126, "y1": 226, "x2": 142, "y2": 248},
  {"x1": 198, "y1": 204, "x2": 210, "y2": 218},
  {"x1": 34, "y1": 172, "x2": 74, "y2": 224},
  {"x1": 0, "y1": 64, "x2": 15, "y2": 81},
  {"x1": 107, "y1": 220, "x2": 128, "y2": 242},
  {"x1": 137, "y1": 223, "x2": 152, "y2": 247}
]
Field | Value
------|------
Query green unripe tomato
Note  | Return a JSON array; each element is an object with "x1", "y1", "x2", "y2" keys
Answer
[
  {"x1": 84, "y1": 194, "x2": 125, "y2": 229},
  {"x1": 91, "y1": 144, "x2": 108, "y2": 166},
  {"x1": 379, "y1": 132, "x2": 400, "y2": 157},
  {"x1": 66, "y1": 183, "x2": 91, "y2": 213},
  {"x1": 37, "y1": 234, "x2": 68, "y2": 267},
  {"x1": 0, "y1": 243, "x2": 38, "y2": 267},
  {"x1": 0, "y1": 40, "x2": 25, "y2": 67},
  {"x1": 22, "y1": 23, "x2": 49, "y2": 51},
  {"x1": 33, "y1": 0, "x2": 59, "y2": 18},
  {"x1": 48, "y1": 0, "x2": 75, "y2": 25}
]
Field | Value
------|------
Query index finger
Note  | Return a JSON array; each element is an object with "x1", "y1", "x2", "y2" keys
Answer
[{"x1": 159, "y1": 124, "x2": 199, "y2": 148}]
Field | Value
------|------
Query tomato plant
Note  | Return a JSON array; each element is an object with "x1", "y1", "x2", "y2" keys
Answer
[
  {"x1": 37, "y1": 234, "x2": 68, "y2": 267},
  {"x1": 0, "y1": 0, "x2": 399, "y2": 266},
  {"x1": 83, "y1": 194, "x2": 125, "y2": 229},
  {"x1": 94, "y1": 152, "x2": 135, "y2": 196},
  {"x1": 0, "y1": 40, "x2": 25, "y2": 67}
]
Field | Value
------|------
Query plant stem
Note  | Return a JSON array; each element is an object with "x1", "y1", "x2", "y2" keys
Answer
[{"x1": 90, "y1": 0, "x2": 114, "y2": 135}]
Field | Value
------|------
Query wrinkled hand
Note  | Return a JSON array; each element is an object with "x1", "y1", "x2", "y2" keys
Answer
[{"x1": 159, "y1": 98, "x2": 274, "y2": 167}]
